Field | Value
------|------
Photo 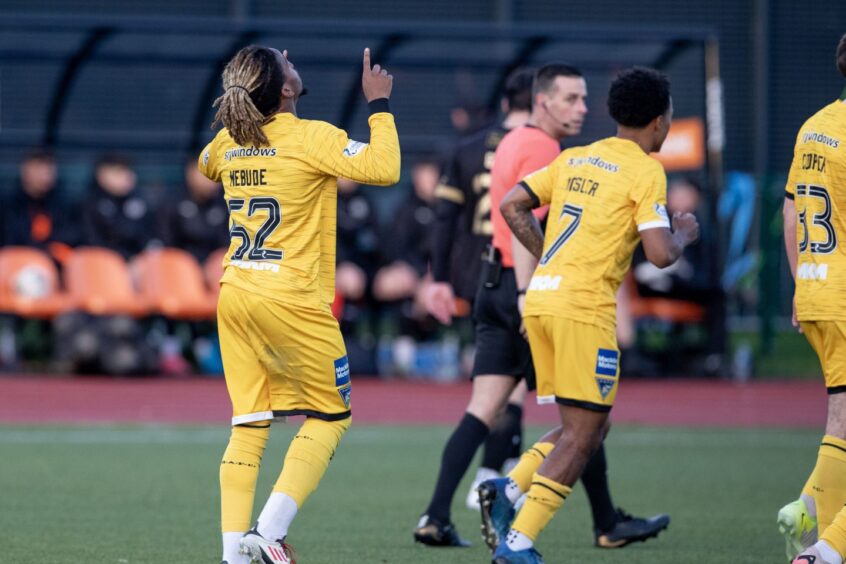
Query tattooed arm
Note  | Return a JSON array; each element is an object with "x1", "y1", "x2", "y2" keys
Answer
[{"x1": 501, "y1": 182, "x2": 544, "y2": 259}]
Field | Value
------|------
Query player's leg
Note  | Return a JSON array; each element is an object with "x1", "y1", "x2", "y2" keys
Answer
[
  {"x1": 217, "y1": 285, "x2": 274, "y2": 564},
  {"x1": 248, "y1": 416, "x2": 351, "y2": 542},
  {"x1": 795, "y1": 505, "x2": 846, "y2": 564},
  {"x1": 780, "y1": 321, "x2": 846, "y2": 560},
  {"x1": 794, "y1": 504, "x2": 846, "y2": 563},
  {"x1": 468, "y1": 381, "x2": 527, "y2": 511},
  {"x1": 414, "y1": 374, "x2": 516, "y2": 546},
  {"x1": 240, "y1": 301, "x2": 353, "y2": 564},
  {"x1": 495, "y1": 404, "x2": 608, "y2": 563}
]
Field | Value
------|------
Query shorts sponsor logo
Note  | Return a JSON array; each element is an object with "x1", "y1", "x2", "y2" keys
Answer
[
  {"x1": 797, "y1": 263, "x2": 828, "y2": 280},
  {"x1": 528, "y1": 275, "x2": 562, "y2": 291},
  {"x1": 334, "y1": 355, "x2": 350, "y2": 386},
  {"x1": 595, "y1": 377, "x2": 616, "y2": 400},
  {"x1": 595, "y1": 348, "x2": 618, "y2": 376},
  {"x1": 338, "y1": 383, "x2": 352, "y2": 409}
]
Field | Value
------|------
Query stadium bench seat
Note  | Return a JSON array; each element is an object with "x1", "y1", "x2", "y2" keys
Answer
[
  {"x1": 0, "y1": 246, "x2": 70, "y2": 319},
  {"x1": 64, "y1": 247, "x2": 148, "y2": 317},
  {"x1": 134, "y1": 248, "x2": 216, "y2": 321},
  {"x1": 630, "y1": 297, "x2": 706, "y2": 323}
]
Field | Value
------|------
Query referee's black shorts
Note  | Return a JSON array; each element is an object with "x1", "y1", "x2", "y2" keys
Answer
[{"x1": 471, "y1": 267, "x2": 536, "y2": 390}]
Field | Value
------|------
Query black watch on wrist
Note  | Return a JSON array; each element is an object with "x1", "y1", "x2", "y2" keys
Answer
[{"x1": 517, "y1": 288, "x2": 528, "y2": 296}]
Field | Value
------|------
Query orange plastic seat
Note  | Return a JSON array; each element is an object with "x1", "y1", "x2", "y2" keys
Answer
[
  {"x1": 64, "y1": 247, "x2": 148, "y2": 317},
  {"x1": 134, "y1": 248, "x2": 216, "y2": 320},
  {"x1": 0, "y1": 246, "x2": 69, "y2": 319},
  {"x1": 634, "y1": 297, "x2": 705, "y2": 323},
  {"x1": 625, "y1": 273, "x2": 706, "y2": 324}
]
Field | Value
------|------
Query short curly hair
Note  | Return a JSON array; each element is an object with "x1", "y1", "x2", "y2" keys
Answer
[
  {"x1": 837, "y1": 33, "x2": 846, "y2": 79},
  {"x1": 607, "y1": 67, "x2": 671, "y2": 128}
]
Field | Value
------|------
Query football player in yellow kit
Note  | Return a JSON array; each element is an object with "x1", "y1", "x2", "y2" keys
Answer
[
  {"x1": 783, "y1": 33, "x2": 846, "y2": 564},
  {"x1": 485, "y1": 67, "x2": 699, "y2": 563},
  {"x1": 199, "y1": 45, "x2": 399, "y2": 564}
]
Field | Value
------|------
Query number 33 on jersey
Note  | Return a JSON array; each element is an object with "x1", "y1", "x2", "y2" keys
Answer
[{"x1": 786, "y1": 100, "x2": 846, "y2": 320}]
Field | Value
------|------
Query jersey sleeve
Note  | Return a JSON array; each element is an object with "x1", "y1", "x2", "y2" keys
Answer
[
  {"x1": 632, "y1": 161, "x2": 671, "y2": 232},
  {"x1": 302, "y1": 102, "x2": 401, "y2": 186},
  {"x1": 198, "y1": 140, "x2": 219, "y2": 182},
  {"x1": 520, "y1": 164, "x2": 556, "y2": 207}
]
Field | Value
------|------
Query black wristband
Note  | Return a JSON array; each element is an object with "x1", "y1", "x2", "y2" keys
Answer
[
  {"x1": 517, "y1": 288, "x2": 528, "y2": 296},
  {"x1": 368, "y1": 98, "x2": 390, "y2": 115}
]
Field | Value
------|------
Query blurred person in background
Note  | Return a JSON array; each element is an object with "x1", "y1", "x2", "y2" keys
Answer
[
  {"x1": 82, "y1": 154, "x2": 154, "y2": 259},
  {"x1": 335, "y1": 176, "x2": 382, "y2": 373},
  {"x1": 631, "y1": 176, "x2": 711, "y2": 303},
  {"x1": 626, "y1": 176, "x2": 723, "y2": 376},
  {"x1": 158, "y1": 159, "x2": 229, "y2": 262},
  {"x1": 0, "y1": 149, "x2": 80, "y2": 260},
  {"x1": 424, "y1": 67, "x2": 534, "y2": 511},
  {"x1": 450, "y1": 98, "x2": 493, "y2": 138},
  {"x1": 372, "y1": 156, "x2": 439, "y2": 342}
]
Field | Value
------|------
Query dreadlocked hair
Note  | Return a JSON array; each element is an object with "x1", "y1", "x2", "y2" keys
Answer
[{"x1": 211, "y1": 45, "x2": 286, "y2": 147}]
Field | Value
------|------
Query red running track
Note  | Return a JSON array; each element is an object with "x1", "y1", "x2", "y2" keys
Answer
[{"x1": 0, "y1": 376, "x2": 826, "y2": 428}]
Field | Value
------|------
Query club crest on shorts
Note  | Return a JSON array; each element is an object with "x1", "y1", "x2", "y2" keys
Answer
[
  {"x1": 334, "y1": 355, "x2": 350, "y2": 386},
  {"x1": 337, "y1": 383, "x2": 352, "y2": 409},
  {"x1": 595, "y1": 377, "x2": 616, "y2": 400}
]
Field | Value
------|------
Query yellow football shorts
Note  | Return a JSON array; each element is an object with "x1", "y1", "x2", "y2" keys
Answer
[
  {"x1": 524, "y1": 315, "x2": 619, "y2": 412},
  {"x1": 217, "y1": 283, "x2": 352, "y2": 426},
  {"x1": 801, "y1": 320, "x2": 846, "y2": 393}
]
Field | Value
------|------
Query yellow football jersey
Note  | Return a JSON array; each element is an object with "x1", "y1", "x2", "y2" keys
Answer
[
  {"x1": 199, "y1": 111, "x2": 400, "y2": 312},
  {"x1": 786, "y1": 100, "x2": 846, "y2": 321},
  {"x1": 521, "y1": 137, "x2": 670, "y2": 330}
]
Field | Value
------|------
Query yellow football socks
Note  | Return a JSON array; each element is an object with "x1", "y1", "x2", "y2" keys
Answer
[
  {"x1": 511, "y1": 473, "x2": 572, "y2": 541},
  {"x1": 508, "y1": 442, "x2": 555, "y2": 493},
  {"x1": 805, "y1": 435, "x2": 846, "y2": 534},
  {"x1": 220, "y1": 424, "x2": 270, "y2": 532},
  {"x1": 822, "y1": 505, "x2": 846, "y2": 558},
  {"x1": 274, "y1": 417, "x2": 351, "y2": 506}
]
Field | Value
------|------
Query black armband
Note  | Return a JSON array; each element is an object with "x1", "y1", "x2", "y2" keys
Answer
[{"x1": 368, "y1": 98, "x2": 391, "y2": 115}]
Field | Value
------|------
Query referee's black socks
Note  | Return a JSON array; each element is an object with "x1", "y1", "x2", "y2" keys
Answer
[
  {"x1": 425, "y1": 412, "x2": 489, "y2": 522},
  {"x1": 581, "y1": 443, "x2": 618, "y2": 532}
]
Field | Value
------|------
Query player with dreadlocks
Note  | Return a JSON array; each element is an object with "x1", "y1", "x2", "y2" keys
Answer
[{"x1": 199, "y1": 45, "x2": 399, "y2": 564}]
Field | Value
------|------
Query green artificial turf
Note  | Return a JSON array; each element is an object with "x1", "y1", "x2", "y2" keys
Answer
[{"x1": 0, "y1": 423, "x2": 819, "y2": 563}]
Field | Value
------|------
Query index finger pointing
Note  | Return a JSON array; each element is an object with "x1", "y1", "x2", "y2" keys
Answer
[{"x1": 363, "y1": 47, "x2": 371, "y2": 70}]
